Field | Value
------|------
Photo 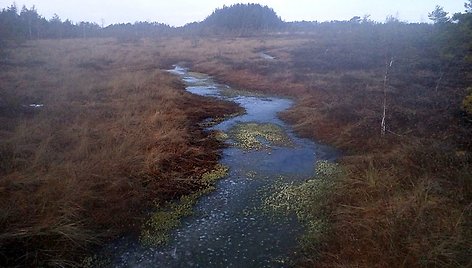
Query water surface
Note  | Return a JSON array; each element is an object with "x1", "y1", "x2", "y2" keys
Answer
[{"x1": 105, "y1": 66, "x2": 336, "y2": 267}]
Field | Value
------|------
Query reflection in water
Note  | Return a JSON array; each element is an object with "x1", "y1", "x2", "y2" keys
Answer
[{"x1": 105, "y1": 66, "x2": 336, "y2": 267}]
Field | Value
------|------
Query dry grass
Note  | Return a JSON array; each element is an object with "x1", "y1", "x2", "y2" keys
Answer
[
  {"x1": 319, "y1": 144, "x2": 471, "y2": 267},
  {"x1": 1, "y1": 33, "x2": 471, "y2": 267},
  {"x1": 160, "y1": 34, "x2": 472, "y2": 267},
  {"x1": 0, "y1": 38, "x2": 241, "y2": 266}
]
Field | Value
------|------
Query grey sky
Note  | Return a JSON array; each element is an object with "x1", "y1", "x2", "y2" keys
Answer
[{"x1": 0, "y1": 0, "x2": 466, "y2": 26}]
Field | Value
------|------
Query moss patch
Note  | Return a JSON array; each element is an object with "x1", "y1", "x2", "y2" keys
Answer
[
  {"x1": 220, "y1": 87, "x2": 265, "y2": 98},
  {"x1": 201, "y1": 164, "x2": 229, "y2": 189},
  {"x1": 140, "y1": 164, "x2": 229, "y2": 246},
  {"x1": 229, "y1": 122, "x2": 293, "y2": 150},
  {"x1": 262, "y1": 160, "x2": 342, "y2": 254}
]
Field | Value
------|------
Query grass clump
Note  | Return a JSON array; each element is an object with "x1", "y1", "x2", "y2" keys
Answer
[
  {"x1": 230, "y1": 122, "x2": 292, "y2": 150},
  {"x1": 322, "y1": 146, "x2": 472, "y2": 267},
  {"x1": 140, "y1": 164, "x2": 229, "y2": 246},
  {"x1": 181, "y1": 34, "x2": 472, "y2": 266},
  {"x1": 263, "y1": 161, "x2": 342, "y2": 255},
  {"x1": 0, "y1": 38, "x2": 243, "y2": 266}
]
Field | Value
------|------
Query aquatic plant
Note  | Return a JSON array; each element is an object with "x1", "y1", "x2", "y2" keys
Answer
[
  {"x1": 141, "y1": 194, "x2": 197, "y2": 246},
  {"x1": 219, "y1": 87, "x2": 265, "y2": 98},
  {"x1": 213, "y1": 130, "x2": 229, "y2": 141},
  {"x1": 263, "y1": 161, "x2": 342, "y2": 253},
  {"x1": 264, "y1": 161, "x2": 340, "y2": 218},
  {"x1": 201, "y1": 164, "x2": 229, "y2": 189},
  {"x1": 230, "y1": 122, "x2": 292, "y2": 150},
  {"x1": 140, "y1": 164, "x2": 229, "y2": 246}
]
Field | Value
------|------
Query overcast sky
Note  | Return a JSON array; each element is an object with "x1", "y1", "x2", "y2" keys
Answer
[{"x1": 0, "y1": 0, "x2": 466, "y2": 26}]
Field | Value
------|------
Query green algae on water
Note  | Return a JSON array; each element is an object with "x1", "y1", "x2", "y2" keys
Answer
[
  {"x1": 263, "y1": 160, "x2": 341, "y2": 217},
  {"x1": 229, "y1": 122, "x2": 292, "y2": 150},
  {"x1": 213, "y1": 130, "x2": 229, "y2": 141},
  {"x1": 262, "y1": 160, "x2": 342, "y2": 252},
  {"x1": 219, "y1": 87, "x2": 265, "y2": 98},
  {"x1": 201, "y1": 164, "x2": 229, "y2": 188},
  {"x1": 140, "y1": 194, "x2": 196, "y2": 246},
  {"x1": 140, "y1": 164, "x2": 229, "y2": 246}
]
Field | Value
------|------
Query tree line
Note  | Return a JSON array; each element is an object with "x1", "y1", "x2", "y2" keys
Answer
[
  {"x1": 200, "y1": 4, "x2": 283, "y2": 35},
  {"x1": 0, "y1": 4, "x2": 102, "y2": 42},
  {"x1": 2, "y1": 3, "x2": 471, "y2": 40},
  {"x1": 0, "y1": 3, "x2": 286, "y2": 42},
  {"x1": 428, "y1": 2, "x2": 472, "y2": 116},
  {"x1": 1, "y1": 0, "x2": 472, "y2": 90},
  {"x1": 0, "y1": 4, "x2": 173, "y2": 45}
]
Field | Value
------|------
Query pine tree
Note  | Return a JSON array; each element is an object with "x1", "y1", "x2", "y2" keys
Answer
[
  {"x1": 428, "y1": 5, "x2": 450, "y2": 24},
  {"x1": 465, "y1": 0, "x2": 472, "y2": 12}
]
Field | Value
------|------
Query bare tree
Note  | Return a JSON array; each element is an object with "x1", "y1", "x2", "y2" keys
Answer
[{"x1": 381, "y1": 58, "x2": 394, "y2": 137}]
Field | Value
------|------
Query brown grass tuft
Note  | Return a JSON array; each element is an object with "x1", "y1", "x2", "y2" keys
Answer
[
  {"x1": 1, "y1": 33, "x2": 471, "y2": 267},
  {"x1": 0, "y1": 38, "x2": 242, "y2": 266},
  {"x1": 160, "y1": 34, "x2": 472, "y2": 267}
]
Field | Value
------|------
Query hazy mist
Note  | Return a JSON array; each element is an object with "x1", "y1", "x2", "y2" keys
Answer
[{"x1": 0, "y1": 0, "x2": 464, "y2": 26}]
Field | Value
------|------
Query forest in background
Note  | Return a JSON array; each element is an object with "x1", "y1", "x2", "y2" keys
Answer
[{"x1": 0, "y1": 2, "x2": 471, "y2": 267}]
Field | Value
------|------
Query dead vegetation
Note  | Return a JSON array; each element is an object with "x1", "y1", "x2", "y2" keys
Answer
[
  {"x1": 0, "y1": 38, "x2": 241, "y2": 266},
  {"x1": 1, "y1": 28, "x2": 471, "y2": 267},
  {"x1": 157, "y1": 32, "x2": 471, "y2": 267}
]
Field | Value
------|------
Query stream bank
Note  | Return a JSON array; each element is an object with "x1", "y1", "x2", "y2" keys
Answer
[{"x1": 102, "y1": 66, "x2": 337, "y2": 267}]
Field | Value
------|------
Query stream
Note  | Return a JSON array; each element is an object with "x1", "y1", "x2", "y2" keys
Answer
[{"x1": 104, "y1": 66, "x2": 336, "y2": 267}]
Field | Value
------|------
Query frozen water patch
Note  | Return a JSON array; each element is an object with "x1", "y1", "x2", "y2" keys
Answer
[
  {"x1": 259, "y1": 52, "x2": 276, "y2": 60},
  {"x1": 29, "y1": 104, "x2": 44, "y2": 108},
  {"x1": 102, "y1": 65, "x2": 337, "y2": 267}
]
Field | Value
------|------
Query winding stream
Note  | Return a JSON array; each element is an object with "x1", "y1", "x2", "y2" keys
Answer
[{"x1": 105, "y1": 66, "x2": 336, "y2": 267}]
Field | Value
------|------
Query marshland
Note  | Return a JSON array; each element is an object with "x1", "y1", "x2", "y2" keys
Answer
[{"x1": 1, "y1": 2, "x2": 471, "y2": 267}]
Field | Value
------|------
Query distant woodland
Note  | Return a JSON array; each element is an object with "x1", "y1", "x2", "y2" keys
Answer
[
  {"x1": 1, "y1": 2, "x2": 472, "y2": 267},
  {"x1": 1, "y1": 3, "x2": 472, "y2": 74},
  {"x1": 2, "y1": 2, "x2": 471, "y2": 114},
  {"x1": 1, "y1": 3, "x2": 471, "y2": 45}
]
